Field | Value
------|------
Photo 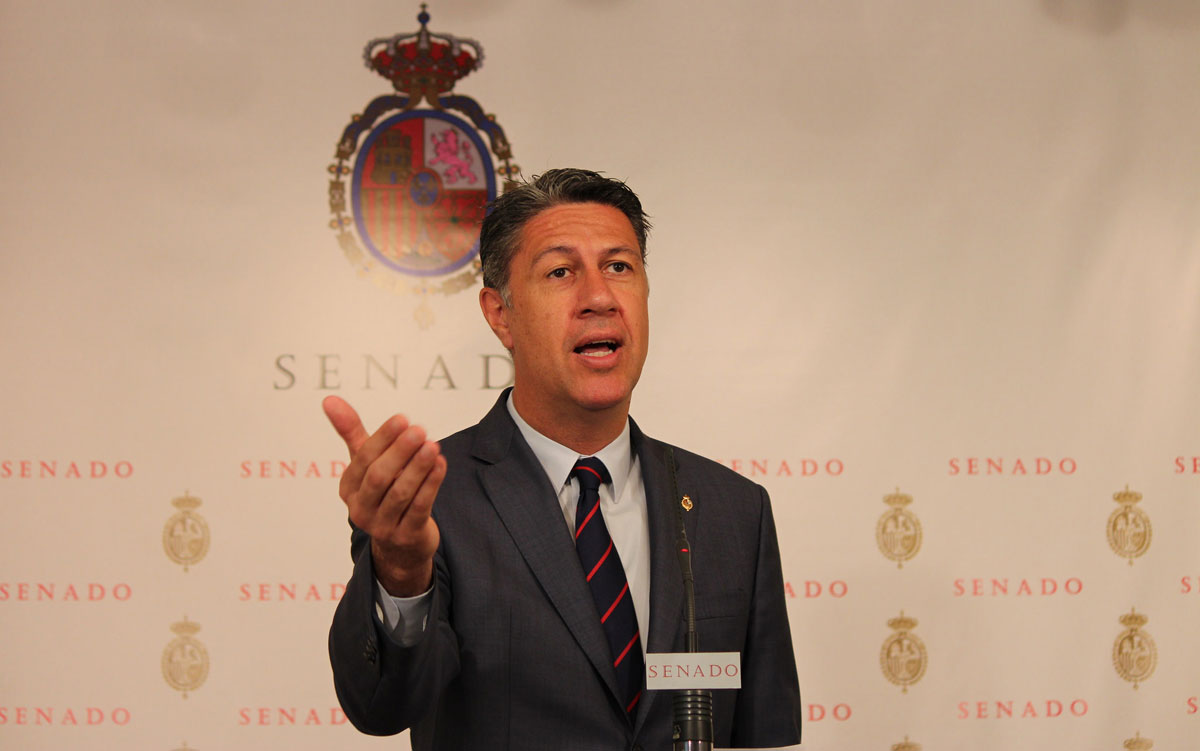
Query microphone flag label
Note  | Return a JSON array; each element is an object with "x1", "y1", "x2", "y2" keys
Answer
[{"x1": 645, "y1": 652, "x2": 742, "y2": 690}]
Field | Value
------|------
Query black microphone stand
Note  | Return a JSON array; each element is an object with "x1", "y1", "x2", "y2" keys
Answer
[{"x1": 668, "y1": 449, "x2": 713, "y2": 751}]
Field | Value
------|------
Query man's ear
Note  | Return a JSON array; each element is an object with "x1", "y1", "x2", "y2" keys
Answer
[{"x1": 479, "y1": 287, "x2": 514, "y2": 350}]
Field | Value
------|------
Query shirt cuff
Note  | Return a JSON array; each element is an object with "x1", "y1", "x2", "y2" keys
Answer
[{"x1": 374, "y1": 579, "x2": 433, "y2": 647}]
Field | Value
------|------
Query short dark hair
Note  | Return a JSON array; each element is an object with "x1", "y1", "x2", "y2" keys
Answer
[{"x1": 478, "y1": 168, "x2": 651, "y2": 299}]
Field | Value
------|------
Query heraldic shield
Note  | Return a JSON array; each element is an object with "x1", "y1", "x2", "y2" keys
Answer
[
  {"x1": 352, "y1": 110, "x2": 493, "y2": 277},
  {"x1": 328, "y1": 6, "x2": 519, "y2": 319}
]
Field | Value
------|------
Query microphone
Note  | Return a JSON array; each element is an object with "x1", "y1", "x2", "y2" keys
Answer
[{"x1": 667, "y1": 448, "x2": 713, "y2": 751}]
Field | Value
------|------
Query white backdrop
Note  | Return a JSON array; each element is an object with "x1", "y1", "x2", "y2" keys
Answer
[{"x1": 1, "y1": 1, "x2": 1198, "y2": 749}]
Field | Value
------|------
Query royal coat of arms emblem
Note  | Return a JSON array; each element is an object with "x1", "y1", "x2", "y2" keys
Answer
[
  {"x1": 876, "y1": 488, "x2": 921, "y2": 568},
  {"x1": 1106, "y1": 485, "x2": 1151, "y2": 565},
  {"x1": 1112, "y1": 609, "x2": 1156, "y2": 689},
  {"x1": 880, "y1": 612, "x2": 927, "y2": 693},
  {"x1": 1123, "y1": 732, "x2": 1153, "y2": 750},
  {"x1": 163, "y1": 493, "x2": 209, "y2": 572},
  {"x1": 162, "y1": 617, "x2": 209, "y2": 698},
  {"x1": 328, "y1": 6, "x2": 519, "y2": 325}
]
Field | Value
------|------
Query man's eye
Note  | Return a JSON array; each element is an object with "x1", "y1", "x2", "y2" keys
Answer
[
  {"x1": 548, "y1": 268, "x2": 568, "y2": 278},
  {"x1": 610, "y1": 262, "x2": 629, "y2": 273}
]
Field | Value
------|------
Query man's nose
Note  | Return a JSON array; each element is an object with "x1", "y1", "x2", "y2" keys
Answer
[{"x1": 577, "y1": 268, "x2": 618, "y2": 313}]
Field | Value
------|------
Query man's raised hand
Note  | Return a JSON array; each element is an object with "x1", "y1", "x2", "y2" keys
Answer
[{"x1": 322, "y1": 395, "x2": 446, "y2": 597}]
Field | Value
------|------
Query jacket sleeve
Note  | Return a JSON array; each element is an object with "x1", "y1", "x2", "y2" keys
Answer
[
  {"x1": 328, "y1": 522, "x2": 461, "y2": 735},
  {"x1": 730, "y1": 486, "x2": 802, "y2": 747}
]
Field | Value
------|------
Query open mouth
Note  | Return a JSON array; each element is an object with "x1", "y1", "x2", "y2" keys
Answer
[{"x1": 573, "y1": 339, "x2": 620, "y2": 357}]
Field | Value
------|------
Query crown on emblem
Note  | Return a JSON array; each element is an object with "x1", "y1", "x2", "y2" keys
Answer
[
  {"x1": 1124, "y1": 732, "x2": 1153, "y2": 750},
  {"x1": 1119, "y1": 609, "x2": 1147, "y2": 629},
  {"x1": 887, "y1": 612, "x2": 917, "y2": 632},
  {"x1": 1113, "y1": 485, "x2": 1143, "y2": 505},
  {"x1": 363, "y1": 4, "x2": 483, "y2": 106},
  {"x1": 170, "y1": 617, "x2": 202, "y2": 637},
  {"x1": 171, "y1": 493, "x2": 202, "y2": 511},
  {"x1": 884, "y1": 488, "x2": 913, "y2": 508},
  {"x1": 892, "y1": 737, "x2": 921, "y2": 751}
]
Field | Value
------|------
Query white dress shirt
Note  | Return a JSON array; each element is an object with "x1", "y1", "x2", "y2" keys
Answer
[{"x1": 376, "y1": 393, "x2": 651, "y2": 653}]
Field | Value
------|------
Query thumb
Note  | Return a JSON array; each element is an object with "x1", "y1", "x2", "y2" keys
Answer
[{"x1": 322, "y1": 395, "x2": 369, "y2": 457}]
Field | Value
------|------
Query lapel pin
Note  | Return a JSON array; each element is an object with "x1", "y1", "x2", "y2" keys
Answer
[{"x1": 681, "y1": 495, "x2": 693, "y2": 511}]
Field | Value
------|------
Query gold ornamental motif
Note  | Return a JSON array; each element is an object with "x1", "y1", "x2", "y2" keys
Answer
[
  {"x1": 1106, "y1": 485, "x2": 1151, "y2": 565},
  {"x1": 162, "y1": 617, "x2": 209, "y2": 698},
  {"x1": 1123, "y1": 732, "x2": 1153, "y2": 750},
  {"x1": 681, "y1": 495, "x2": 693, "y2": 511},
  {"x1": 876, "y1": 488, "x2": 921, "y2": 568},
  {"x1": 163, "y1": 493, "x2": 210, "y2": 572},
  {"x1": 1112, "y1": 609, "x2": 1156, "y2": 689},
  {"x1": 892, "y1": 736, "x2": 921, "y2": 751},
  {"x1": 880, "y1": 612, "x2": 927, "y2": 693}
]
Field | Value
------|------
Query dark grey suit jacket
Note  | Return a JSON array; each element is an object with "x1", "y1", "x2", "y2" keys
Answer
[{"x1": 329, "y1": 391, "x2": 801, "y2": 750}]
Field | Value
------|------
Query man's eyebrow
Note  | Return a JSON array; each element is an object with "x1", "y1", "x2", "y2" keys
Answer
[
  {"x1": 530, "y1": 245, "x2": 575, "y2": 265},
  {"x1": 530, "y1": 245, "x2": 638, "y2": 263},
  {"x1": 600, "y1": 246, "x2": 639, "y2": 258}
]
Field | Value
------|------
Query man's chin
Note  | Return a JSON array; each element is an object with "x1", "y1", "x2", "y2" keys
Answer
[{"x1": 573, "y1": 381, "x2": 637, "y2": 414}]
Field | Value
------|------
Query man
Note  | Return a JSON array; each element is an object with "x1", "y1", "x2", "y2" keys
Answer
[{"x1": 325, "y1": 169, "x2": 801, "y2": 750}]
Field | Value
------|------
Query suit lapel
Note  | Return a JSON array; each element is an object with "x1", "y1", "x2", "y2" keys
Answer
[
  {"x1": 472, "y1": 394, "x2": 625, "y2": 710},
  {"x1": 631, "y1": 421, "x2": 690, "y2": 733}
]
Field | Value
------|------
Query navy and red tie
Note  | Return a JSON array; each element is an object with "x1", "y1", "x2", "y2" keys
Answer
[{"x1": 571, "y1": 457, "x2": 644, "y2": 718}]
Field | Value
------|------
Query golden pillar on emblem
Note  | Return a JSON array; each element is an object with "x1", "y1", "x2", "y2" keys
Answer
[
  {"x1": 163, "y1": 493, "x2": 210, "y2": 572},
  {"x1": 163, "y1": 618, "x2": 209, "y2": 699},
  {"x1": 1106, "y1": 486, "x2": 1151, "y2": 565},
  {"x1": 1112, "y1": 609, "x2": 1156, "y2": 689},
  {"x1": 880, "y1": 612, "x2": 927, "y2": 693},
  {"x1": 877, "y1": 488, "x2": 921, "y2": 568}
]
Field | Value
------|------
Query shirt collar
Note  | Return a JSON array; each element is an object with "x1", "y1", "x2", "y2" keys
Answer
[{"x1": 506, "y1": 392, "x2": 633, "y2": 502}]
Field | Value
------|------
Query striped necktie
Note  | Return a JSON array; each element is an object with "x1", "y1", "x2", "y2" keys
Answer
[{"x1": 571, "y1": 456, "x2": 644, "y2": 719}]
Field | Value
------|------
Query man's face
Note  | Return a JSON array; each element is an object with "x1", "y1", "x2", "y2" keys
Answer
[{"x1": 482, "y1": 202, "x2": 650, "y2": 428}]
